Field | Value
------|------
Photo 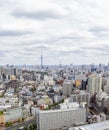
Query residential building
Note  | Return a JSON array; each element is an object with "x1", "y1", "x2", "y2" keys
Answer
[
  {"x1": 37, "y1": 107, "x2": 86, "y2": 130},
  {"x1": 70, "y1": 90, "x2": 90, "y2": 105}
]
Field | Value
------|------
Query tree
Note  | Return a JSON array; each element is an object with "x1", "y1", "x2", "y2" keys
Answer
[
  {"x1": 5, "y1": 121, "x2": 12, "y2": 127},
  {"x1": 32, "y1": 123, "x2": 37, "y2": 129},
  {"x1": 8, "y1": 121, "x2": 12, "y2": 126},
  {"x1": 24, "y1": 127, "x2": 28, "y2": 130},
  {"x1": 29, "y1": 124, "x2": 33, "y2": 130},
  {"x1": 5, "y1": 122, "x2": 9, "y2": 127},
  {"x1": 0, "y1": 111, "x2": 3, "y2": 116},
  {"x1": 22, "y1": 117, "x2": 24, "y2": 122}
]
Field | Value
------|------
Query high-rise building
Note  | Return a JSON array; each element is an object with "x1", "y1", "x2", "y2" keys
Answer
[
  {"x1": 102, "y1": 78, "x2": 109, "y2": 94},
  {"x1": 62, "y1": 80, "x2": 73, "y2": 97},
  {"x1": 87, "y1": 74, "x2": 102, "y2": 96},
  {"x1": 41, "y1": 52, "x2": 43, "y2": 69}
]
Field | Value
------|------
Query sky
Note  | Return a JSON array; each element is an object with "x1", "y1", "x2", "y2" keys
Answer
[{"x1": 0, "y1": 0, "x2": 109, "y2": 65}]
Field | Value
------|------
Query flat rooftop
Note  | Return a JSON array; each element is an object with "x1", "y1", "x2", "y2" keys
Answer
[
  {"x1": 69, "y1": 120, "x2": 109, "y2": 130},
  {"x1": 39, "y1": 107, "x2": 86, "y2": 114}
]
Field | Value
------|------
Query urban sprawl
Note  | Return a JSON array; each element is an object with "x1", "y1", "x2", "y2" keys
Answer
[{"x1": 0, "y1": 63, "x2": 109, "y2": 130}]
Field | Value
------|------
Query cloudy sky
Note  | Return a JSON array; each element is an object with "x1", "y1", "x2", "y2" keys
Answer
[{"x1": 0, "y1": 0, "x2": 109, "y2": 65}]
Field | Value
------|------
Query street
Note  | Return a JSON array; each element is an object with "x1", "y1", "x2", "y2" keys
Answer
[{"x1": 5, "y1": 119, "x2": 36, "y2": 130}]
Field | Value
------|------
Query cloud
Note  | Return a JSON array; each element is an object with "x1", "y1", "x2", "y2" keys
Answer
[
  {"x1": 0, "y1": 51, "x2": 6, "y2": 56},
  {"x1": 89, "y1": 26, "x2": 109, "y2": 38},
  {"x1": 0, "y1": 0, "x2": 109, "y2": 64},
  {"x1": 11, "y1": 4, "x2": 68, "y2": 20},
  {"x1": 0, "y1": 30, "x2": 33, "y2": 37},
  {"x1": 82, "y1": 44, "x2": 109, "y2": 53},
  {"x1": 89, "y1": 26, "x2": 109, "y2": 33}
]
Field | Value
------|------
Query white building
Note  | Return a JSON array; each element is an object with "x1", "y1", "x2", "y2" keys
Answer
[
  {"x1": 54, "y1": 95, "x2": 63, "y2": 103},
  {"x1": 31, "y1": 107, "x2": 40, "y2": 116},
  {"x1": 4, "y1": 107, "x2": 22, "y2": 122},
  {"x1": 96, "y1": 91, "x2": 109, "y2": 108},
  {"x1": 69, "y1": 120, "x2": 109, "y2": 130},
  {"x1": 37, "y1": 108, "x2": 86, "y2": 130}
]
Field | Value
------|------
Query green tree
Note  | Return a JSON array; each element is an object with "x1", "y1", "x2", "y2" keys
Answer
[
  {"x1": 0, "y1": 111, "x2": 3, "y2": 116},
  {"x1": 5, "y1": 121, "x2": 12, "y2": 127},
  {"x1": 8, "y1": 121, "x2": 12, "y2": 126},
  {"x1": 32, "y1": 123, "x2": 37, "y2": 129},
  {"x1": 5, "y1": 122, "x2": 9, "y2": 127},
  {"x1": 29, "y1": 124, "x2": 33, "y2": 130},
  {"x1": 24, "y1": 127, "x2": 28, "y2": 130}
]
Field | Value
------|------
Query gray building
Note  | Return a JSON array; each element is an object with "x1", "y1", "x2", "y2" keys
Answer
[
  {"x1": 70, "y1": 90, "x2": 90, "y2": 105},
  {"x1": 102, "y1": 78, "x2": 109, "y2": 94},
  {"x1": 37, "y1": 108, "x2": 86, "y2": 130}
]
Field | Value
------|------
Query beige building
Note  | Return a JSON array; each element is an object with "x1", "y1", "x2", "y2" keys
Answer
[{"x1": 0, "y1": 114, "x2": 5, "y2": 126}]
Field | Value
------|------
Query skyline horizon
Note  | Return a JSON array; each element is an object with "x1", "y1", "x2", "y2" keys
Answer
[{"x1": 1, "y1": 62, "x2": 109, "y2": 66}]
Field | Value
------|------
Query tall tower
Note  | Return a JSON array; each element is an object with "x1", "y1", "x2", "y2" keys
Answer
[{"x1": 41, "y1": 52, "x2": 43, "y2": 69}]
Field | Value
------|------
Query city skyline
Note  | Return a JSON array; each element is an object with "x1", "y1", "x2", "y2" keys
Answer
[{"x1": 0, "y1": 0, "x2": 109, "y2": 65}]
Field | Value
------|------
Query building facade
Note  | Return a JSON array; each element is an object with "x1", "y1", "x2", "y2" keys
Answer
[{"x1": 37, "y1": 108, "x2": 86, "y2": 130}]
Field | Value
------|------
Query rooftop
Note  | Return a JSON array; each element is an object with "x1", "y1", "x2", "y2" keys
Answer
[
  {"x1": 39, "y1": 107, "x2": 86, "y2": 114},
  {"x1": 70, "y1": 120, "x2": 109, "y2": 130}
]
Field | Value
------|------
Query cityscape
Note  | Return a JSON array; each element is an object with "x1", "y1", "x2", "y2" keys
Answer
[
  {"x1": 0, "y1": 63, "x2": 109, "y2": 130},
  {"x1": 0, "y1": 0, "x2": 109, "y2": 130}
]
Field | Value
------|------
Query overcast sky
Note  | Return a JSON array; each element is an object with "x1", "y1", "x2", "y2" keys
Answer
[{"x1": 0, "y1": 0, "x2": 109, "y2": 65}]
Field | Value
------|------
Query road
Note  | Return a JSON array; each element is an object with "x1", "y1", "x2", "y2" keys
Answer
[{"x1": 5, "y1": 119, "x2": 36, "y2": 130}]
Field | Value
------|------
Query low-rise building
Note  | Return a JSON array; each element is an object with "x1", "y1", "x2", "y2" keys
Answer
[
  {"x1": 69, "y1": 120, "x2": 109, "y2": 130},
  {"x1": 70, "y1": 90, "x2": 90, "y2": 105}
]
